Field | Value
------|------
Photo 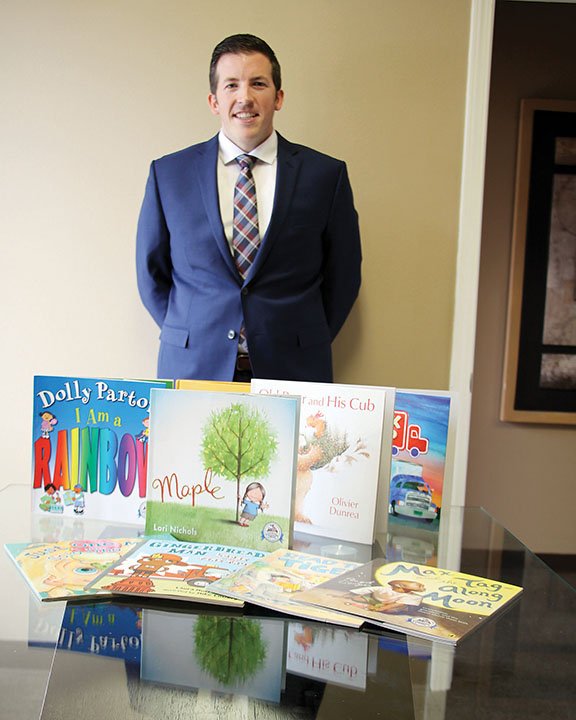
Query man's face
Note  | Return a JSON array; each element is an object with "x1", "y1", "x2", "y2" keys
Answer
[{"x1": 208, "y1": 52, "x2": 284, "y2": 152}]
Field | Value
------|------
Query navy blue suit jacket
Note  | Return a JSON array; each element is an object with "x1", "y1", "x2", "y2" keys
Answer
[{"x1": 136, "y1": 133, "x2": 361, "y2": 382}]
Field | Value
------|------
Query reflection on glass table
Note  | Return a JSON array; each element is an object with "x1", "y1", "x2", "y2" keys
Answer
[{"x1": 0, "y1": 483, "x2": 574, "y2": 719}]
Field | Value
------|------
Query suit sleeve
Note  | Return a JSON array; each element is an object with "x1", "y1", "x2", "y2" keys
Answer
[
  {"x1": 135, "y1": 162, "x2": 173, "y2": 328},
  {"x1": 321, "y1": 163, "x2": 362, "y2": 339}
]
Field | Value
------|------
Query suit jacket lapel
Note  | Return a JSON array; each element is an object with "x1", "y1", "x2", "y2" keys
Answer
[
  {"x1": 245, "y1": 134, "x2": 300, "y2": 283},
  {"x1": 195, "y1": 135, "x2": 240, "y2": 280}
]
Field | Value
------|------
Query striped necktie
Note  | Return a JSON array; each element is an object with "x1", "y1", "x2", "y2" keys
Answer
[{"x1": 232, "y1": 154, "x2": 260, "y2": 279}]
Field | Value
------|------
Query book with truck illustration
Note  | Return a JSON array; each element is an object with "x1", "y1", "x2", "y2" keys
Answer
[{"x1": 387, "y1": 390, "x2": 456, "y2": 531}]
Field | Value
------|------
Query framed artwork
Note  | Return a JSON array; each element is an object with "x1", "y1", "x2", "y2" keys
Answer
[{"x1": 501, "y1": 99, "x2": 576, "y2": 424}]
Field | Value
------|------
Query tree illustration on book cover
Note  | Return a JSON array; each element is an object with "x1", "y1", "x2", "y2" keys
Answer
[
  {"x1": 201, "y1": 403, "x2": 278, "y2": 523},
  {"x1": 145, "y1": 390, "x2": 299, "y2": 551}
]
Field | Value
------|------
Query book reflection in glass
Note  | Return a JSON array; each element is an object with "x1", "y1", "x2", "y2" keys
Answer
[{"x1": 140, "y1": 609, "x2": 286, "y2": 703}]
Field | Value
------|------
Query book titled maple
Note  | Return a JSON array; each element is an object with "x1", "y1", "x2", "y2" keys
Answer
[{"x1": 145, "y1": 390, "x2": 299, "y2": 552}]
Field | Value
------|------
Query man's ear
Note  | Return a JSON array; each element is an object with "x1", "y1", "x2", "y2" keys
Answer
[
  {"x1": 208, "y1": 93, "x2": 220, "y2": 116},
  {"x1": 274, "y1": 89, "x2": 285, "y2": 112}
]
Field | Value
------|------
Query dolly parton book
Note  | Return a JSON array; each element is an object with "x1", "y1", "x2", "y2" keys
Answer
[
  {"x1": 251, "y1": 380, "x2": 390, "y2": 544},
  {"x1": 31, "y1": 376, "x2": 172, "y2": 525},
  {"x1": 144, "y1": 390, "x2": 299, "y2": 551}
]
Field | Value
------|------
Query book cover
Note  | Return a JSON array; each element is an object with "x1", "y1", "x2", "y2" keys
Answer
[
  {"x1": 85, "y1": 537, "x2": 267, "y2": 606},
  {"x1": 4, "y1": 537, "x2": 140, "y2": 602},
  {"x1": 251, "y1": 379, "x2": 391, "y2": 544},
  {"x1": 297, "y1": 559, "x2": 523, "y2": 645},
  {"x1": 388, "y1": 390, "x2": 455, "y2": 532},
  {"x1": 145, "y1": 389, "x2": 299, "y2": 551},
  {"x1": 32, "y1": 375, "x2": 172, "y2": 526},
  {"x1": 140, "y1": 608, "x2": 286, "y2": 703},
  {"x1": 285, "y1": 620, "x2": 370, "y2": 689},
  {"x1": 176, "y1": 379, "x2": 251, "y2": 392},
  {"x1": 209, "y1": 549, "x2": 363, "y2": 628}
]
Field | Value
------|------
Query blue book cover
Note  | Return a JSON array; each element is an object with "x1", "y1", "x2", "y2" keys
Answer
[
  {"x1": 32, "y1": 376, "x2": 172, "y2": 525},
  {"x1": 388, "y1": 391, "x2": 455, "y2": 532}
]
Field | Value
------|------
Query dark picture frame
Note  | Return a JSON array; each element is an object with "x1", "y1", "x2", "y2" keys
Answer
[{"x1": 501, "y1": 99, "x2": 576, "y2": 424}]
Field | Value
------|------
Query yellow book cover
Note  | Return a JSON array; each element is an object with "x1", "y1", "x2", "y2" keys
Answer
[
  {"x1": 4, "y1": 538, "x2": 140, "y2": 602},
  {"x1": 176, "y1": 379, "x2": 251, "y2": 393},
  {"x1": 297, "y1": 560, "x2": 523, "y2": 644}
]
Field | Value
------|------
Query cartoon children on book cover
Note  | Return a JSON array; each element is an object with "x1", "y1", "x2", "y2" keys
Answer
[
  {"x1": 388, "y1": 391, "x2": 454, "y2": 532},
  {"x1": 144, "y1": 390, "x2": 299, "y2": 551},
  {"x1": 32, "y1": 376, "x2": 171, "y2": 525}
]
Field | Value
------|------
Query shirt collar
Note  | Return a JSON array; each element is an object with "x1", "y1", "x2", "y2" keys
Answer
[{"x1": 218, "y1": 130, "x2": 278, "y2": 166}]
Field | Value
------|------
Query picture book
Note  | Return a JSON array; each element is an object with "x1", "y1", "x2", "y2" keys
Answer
[
  {"x1": 176, "y1": 379, "x2": 251, "y2": 392},
  {"x1": 285, "y1": 620, "x2": 370, "y2": 689},
  {"x1": 250, "y1": 379, "x2": 391, "y2": 544},
  {"x1": 4, "y1": 538, "x2": 140, "y2": 602},
  {"x1": 85, "y1": 537, "x2": 267, "y2": 606},
  {"x1": 209, "y1": 549, "x2": 364, "y2": 628},
  {"x1": 145, "y1": 389, "x2": 299, "y2": 551},
  {"x1": 387, "y1": 390, "x2": 455, "y2": 532},
  {"x1": 140, "y1": 609, "x2": 286, "y2": 703},
  {"x1": 296, "y1": 559, "x2": 523, "y2": 645},
  {"x1": 32, "y1": 375, "x2": 173, "y2": 526}
]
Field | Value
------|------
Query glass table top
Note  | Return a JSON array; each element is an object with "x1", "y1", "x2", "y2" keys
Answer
[{"x1": 0, "y1": 482, "x2": 574, "y2": 719}]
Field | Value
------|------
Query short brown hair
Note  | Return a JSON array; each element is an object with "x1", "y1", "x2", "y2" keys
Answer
[{"x1": 209, "y1": 34, "x2": 282, "y2": 93}]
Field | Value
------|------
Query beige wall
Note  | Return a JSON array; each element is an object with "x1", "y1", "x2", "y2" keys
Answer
[
  {"x1": 467, "y1": 1, "x2": 576, "y2": 554},
  {"x1": 1, "y1": 1, "x2": 470, "y2": 497}
]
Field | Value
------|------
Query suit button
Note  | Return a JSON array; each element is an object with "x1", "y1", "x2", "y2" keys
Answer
[
  {"x1": 227, "y1": 330, "x2": 236, "y2": 340},
  {"x1": 241, "y1": 288, "x2": 248, "y2": 296}
]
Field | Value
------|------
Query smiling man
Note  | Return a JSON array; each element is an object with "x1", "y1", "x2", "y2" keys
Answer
[{"x1": 136, "y1": 34, "x2": 362, "y2": 383}]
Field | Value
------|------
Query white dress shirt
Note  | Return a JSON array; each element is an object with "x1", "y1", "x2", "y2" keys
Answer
[{"x1": 217, "y1": 130, "x2": 278, "y2": 251}]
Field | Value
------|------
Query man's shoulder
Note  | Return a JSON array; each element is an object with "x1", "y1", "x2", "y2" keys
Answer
[
  {"x1": 152, "y1": 136, "x2": 218, "y2": 167},
  {"x1": 277, "y1": 134, "x2": 346, "y2": 169}
]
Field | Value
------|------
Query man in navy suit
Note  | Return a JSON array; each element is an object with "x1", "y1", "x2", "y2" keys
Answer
[{"x1": 136, "y1": 34, "x2": 362, "y2": 382}]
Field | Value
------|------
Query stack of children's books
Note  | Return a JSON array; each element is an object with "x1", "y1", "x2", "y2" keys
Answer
[{"x1": 5, "y1": 374, "x2": 522, "y2": 644}]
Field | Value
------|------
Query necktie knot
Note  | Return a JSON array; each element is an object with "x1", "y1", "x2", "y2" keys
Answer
[{"x1": 236, "y1": 154, "x2": 256, "y2": 172}]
